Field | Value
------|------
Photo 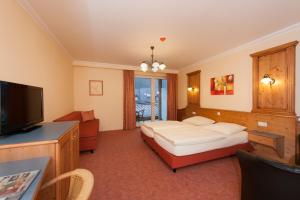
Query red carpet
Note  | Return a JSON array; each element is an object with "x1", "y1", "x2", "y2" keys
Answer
[{"x1": 80, "y1": 129, "x2": 241, "y2": 200}]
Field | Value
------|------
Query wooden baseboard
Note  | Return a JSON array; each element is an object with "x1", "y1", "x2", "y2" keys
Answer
[{"x1": 100, "y1": 129, "x2": 125, "y2": 134}]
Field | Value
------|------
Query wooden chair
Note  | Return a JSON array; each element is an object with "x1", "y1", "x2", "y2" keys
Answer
[{"x1": 41, "y1": 169, "x2": 94, "y2": 200}]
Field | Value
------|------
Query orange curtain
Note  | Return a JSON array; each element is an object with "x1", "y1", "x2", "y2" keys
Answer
[
  {"x1": 123, "y1": 70, "x2": 136, "y2": 130},
  {"x1": 167, "y1": 73, "x2": 178, "y2": 120}
]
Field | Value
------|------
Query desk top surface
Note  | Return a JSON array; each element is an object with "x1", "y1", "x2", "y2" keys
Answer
[
  {"x1": 0, "y1": 157, "x2": 50, "y2": 200},
  {"x1": 0, "y1": 121, "x2": 78, "y2": 146}
]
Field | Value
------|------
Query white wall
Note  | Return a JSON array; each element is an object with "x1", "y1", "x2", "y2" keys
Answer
[
  {"x1": 73, "y1": 66, "x2": 123, "y2": 131},
  {"x1": 0, "y1": 1, "x2": 74, "y2": 121},
  {"x1": 178, "y1": 24, "x2": 300, "y2": 116}
]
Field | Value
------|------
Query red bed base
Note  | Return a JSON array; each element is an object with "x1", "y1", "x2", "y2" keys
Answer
[{"x1": 141, "y1": 131, "x2": 254, "y2": 171}]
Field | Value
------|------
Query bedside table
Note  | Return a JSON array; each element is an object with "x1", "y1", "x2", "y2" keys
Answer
[{"x1": 248, "y1": 130, "x2": 284, "y2": 158}]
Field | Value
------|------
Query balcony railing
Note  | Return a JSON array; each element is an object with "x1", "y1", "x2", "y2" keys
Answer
[{"x1": 136, "y1": 101, "x2": 160, "y2": 121}]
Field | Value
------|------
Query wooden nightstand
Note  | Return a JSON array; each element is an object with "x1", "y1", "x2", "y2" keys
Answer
[{"x1": 248, "y1": 130, "x2": 285, "y2": 158}]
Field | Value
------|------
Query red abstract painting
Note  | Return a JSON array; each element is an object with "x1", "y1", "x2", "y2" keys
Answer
[{"x1": 210, "y1": 74, "x2": 234, "y2": 95}]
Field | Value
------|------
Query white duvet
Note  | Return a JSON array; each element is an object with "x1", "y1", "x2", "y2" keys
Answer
[
  {"x1": 142, "y1": 121, "x2": 186, "y2": 131},
  {"x1": 153, "y1": 126, "x2": 226, "y2": 146}
]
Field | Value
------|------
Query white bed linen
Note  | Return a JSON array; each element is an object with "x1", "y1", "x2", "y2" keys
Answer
[
  {"x1": 143, "y1": 121, "x2": 183, "y2": 130},
  {"x1": 141, "y1": 121, "x2": 194, "y2": 138},
  {"x1": 153, "y1": 126, "x2": 226, "y2": 146},
  {"x1": 153, "y1": 131, "x2": 248, "y2": 156}
]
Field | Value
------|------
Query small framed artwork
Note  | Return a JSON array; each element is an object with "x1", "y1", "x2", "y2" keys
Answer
[
  {"x1": 89, "y1": 80, "x2": 103, "y2": 96},
  {"x1": 210, "y1": 74, "x2": 234, "y2": 95}
]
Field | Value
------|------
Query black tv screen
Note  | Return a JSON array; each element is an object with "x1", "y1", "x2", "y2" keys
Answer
[{"x1": 0, "y1": 81, "x2": 44, "y2": 135}]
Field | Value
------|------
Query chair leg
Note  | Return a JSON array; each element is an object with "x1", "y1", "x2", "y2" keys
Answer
[
  {"x1": 173, "y1": 168, "x2": 177, "y2": 173},
  {"x1": 90, "y1": 150, "x2": 94, "y2": 154}
]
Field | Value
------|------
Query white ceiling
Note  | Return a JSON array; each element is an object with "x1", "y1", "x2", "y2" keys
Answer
[{"x1": 19, "y1": 0, "x2": 300, "y2": 69}]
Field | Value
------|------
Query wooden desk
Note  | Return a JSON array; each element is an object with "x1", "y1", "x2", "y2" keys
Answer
[
  {"x1": 0, "y1": 157, "x2": 50, "y2": 200},
  {"x1": 0, "y1": 122, "x2": 79, "y2": 200},
  {"x1": 248, "y1": 130, "x2": 285, "y2": 158}
]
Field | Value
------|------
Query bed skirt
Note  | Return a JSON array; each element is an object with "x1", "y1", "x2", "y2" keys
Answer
[{"x1": 141, "y1": 131, "x2": 254, "y2": 170}]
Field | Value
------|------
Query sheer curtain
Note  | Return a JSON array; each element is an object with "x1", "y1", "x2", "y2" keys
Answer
[
  {"x1": 167, "y1": 73, "x2": 178, "y2": 120},
  {"x1": 123, "y1": 70, "x2": 136, "y2": 130}
]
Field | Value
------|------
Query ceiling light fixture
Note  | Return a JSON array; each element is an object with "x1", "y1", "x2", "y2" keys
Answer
[{"x1": 140, "y1": 46, "x2": 166, "y2": 72}]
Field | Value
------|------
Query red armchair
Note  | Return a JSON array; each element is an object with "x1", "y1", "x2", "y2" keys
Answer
[{"x1": 54, "y1": 111, "x2": 99, "y2": 153}]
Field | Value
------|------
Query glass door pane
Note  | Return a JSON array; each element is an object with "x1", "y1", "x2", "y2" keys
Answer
[
  {"x1": 135, "y1": 77, "x2": 167, "y2": 124},
  {"x1": 154, "y1": 79, "x2": 167, "y2": 120},
  {"x1": 135, "y1": 77, "x2": 152, "y2": 123}
]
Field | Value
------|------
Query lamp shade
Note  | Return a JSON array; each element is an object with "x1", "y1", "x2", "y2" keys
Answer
[
  {"x1": 159, "y1": 63, "x2": 166, "y2": 70},
  {"x1": 151, "y1": 66, "x2": 159, "y2": 72},
  {"x1": 152, "y1": 61, "x2": 160, "y2": 68},
  {"x1": 261, "y1": 74, "x2": 275, "y2": 85},
  {"x1": 140, "y1": 62, "x2": 148, "y2": 72}
]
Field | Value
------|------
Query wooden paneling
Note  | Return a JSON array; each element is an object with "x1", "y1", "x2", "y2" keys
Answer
[
  {"x1": 187, "y1": 70, "x2": 200, "y2": 105},
  {"x1": 251, "y1": 41, "x2": 298, "y2": 116},
  {"x1": 178, "y1": 105, "x2": 297, "y2": 163}
]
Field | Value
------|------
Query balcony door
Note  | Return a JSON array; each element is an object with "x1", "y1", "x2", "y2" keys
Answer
[{"x1": 135, "y1": 76, "x2": 167, "y2": 123}]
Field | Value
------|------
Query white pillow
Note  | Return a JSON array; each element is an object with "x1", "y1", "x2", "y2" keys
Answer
[
  {"x1": 202, "y1": 122, "x2": 246, "y2": 135},
  {"x1": 182, "y1": 116, "x2": 215, "y2": 126}
]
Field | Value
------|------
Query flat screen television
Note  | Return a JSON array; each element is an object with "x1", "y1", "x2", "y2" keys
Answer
[{"x1": 0, "y1": 81, "x2": 44, "y2": 136}]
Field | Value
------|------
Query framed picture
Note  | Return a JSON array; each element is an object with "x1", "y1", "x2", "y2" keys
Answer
[
  {"x1": 89, "y1": 80, "x2": 103, "y2": 96},
  {"x1": 210, "y1": 74, "x2": 234, "y2": 95}
]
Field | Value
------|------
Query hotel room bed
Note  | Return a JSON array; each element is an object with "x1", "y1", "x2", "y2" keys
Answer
[{"x1": 141, "y1": 117, "x2": 254, "y2": 172}]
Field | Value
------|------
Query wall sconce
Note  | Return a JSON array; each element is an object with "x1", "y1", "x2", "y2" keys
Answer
[
  {"x1": 261, "y1": 74, "x2": 275, "y2": 86},
  {"x1": 187, "y1": 87, "x2": 198, "y2": 92}
]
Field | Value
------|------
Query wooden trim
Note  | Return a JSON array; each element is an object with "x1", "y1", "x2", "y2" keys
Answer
[
  {"x1": 187, "y1": 70, "x2": 201, "y2": 76},
  {"x1": 0, "y1": 140, "x2": 58, "y2": 149},
  {"x1": 101, "y1": 129, "x2": 124, "y2": 134},
  {"x1": 252, "y1": 56, "x2": 259, "y2": 113},
  {"x1": 250, "y1": 41, "x2": 299, "y2": 57}
]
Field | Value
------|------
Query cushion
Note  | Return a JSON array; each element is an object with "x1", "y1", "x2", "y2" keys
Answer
[
  {"x1": 202, "y1": 122, "x2": 246, "y2": 135},
  {"x1": 182, "y1": 116, "x2": 215, "y2": 126},
  {"x1": 81, "y1": 110, "x2": 95, "y2": 122}
]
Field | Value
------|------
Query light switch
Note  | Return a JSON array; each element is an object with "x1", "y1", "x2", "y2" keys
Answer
[
  {"x1": 257, "y1": 121, "x2": 268, "y2": 127},
  {"x1": 192, "y1": 112, "x2": 196, "y2": 115}
]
